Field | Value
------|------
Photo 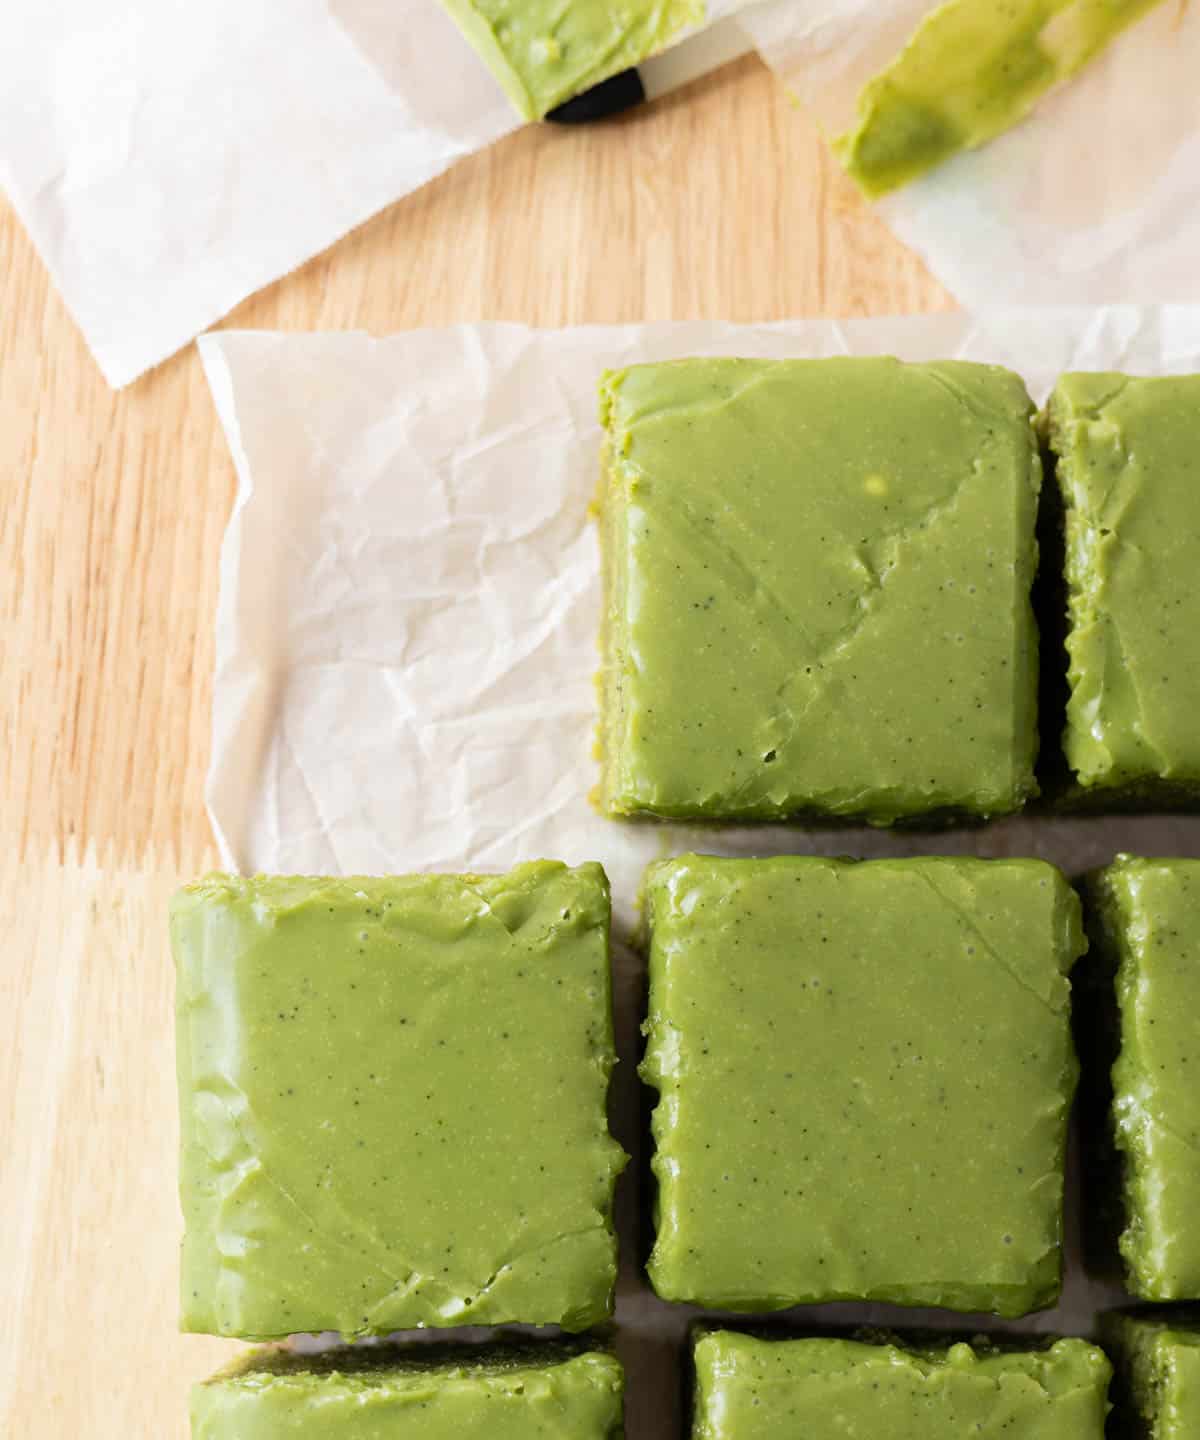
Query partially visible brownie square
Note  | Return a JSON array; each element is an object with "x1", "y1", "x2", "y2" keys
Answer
[
  {"x1": 192, "y1": 1342, "x2": 624, "y2": 1438},
  {"x1": 1043, "y1": 373, "x2": 1200, "y2": 802},
  {"x1": 438, "y1": 0, "x2": 701, "y2": 120},
  {"x1": 1084, "y1": 857, "x2": 1200, "y2": 1300},
  {"x1": 599, "y1": 357, "x2": 1042, "y2": 825},
  {"x1": 641, "y1": 853, "x2": 1083, "y2": 1316},
  {"x1": 1102, "y1": 1310, "x2": 1200, "y2": 1440},
  {"x1": 691, "y1": 1331, "x2": 1110, "y2": 1439}
]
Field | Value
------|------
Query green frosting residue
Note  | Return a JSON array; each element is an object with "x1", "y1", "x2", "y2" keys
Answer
[
  {"x1": 1102, "y1": 1311, "x2": 1200, "y2": 1440},
  {"x1": 172, "y1": 864, "x2": 625, "y2": 1339},
  {"x1": 1088, "y1": 857, "x2": 1200, "y2": 1301},
  {"x1": 192, "y1": 1345, "x2": 625, "y2": 1439},
  {"x1": 598, "y1": 356, "x2": 1041, "y2": 826},
  {"x1": 439, "y1": 0, "x2": 704, "y2": 120},
  {"x1": 1044, "y1": 373, "x2": 1200, "y2": 796},
  {"x1": 640, "y1": 854, "x2": 1083, "y2": 1316},
  {"x1": 835, "y1": 0, "x2": 1168, "y2": 196},
  {"x1": 693, "y1": 1332, "x2": 1111, "y2": 1439}
]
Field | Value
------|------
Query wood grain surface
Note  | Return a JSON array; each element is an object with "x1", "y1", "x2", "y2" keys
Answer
[{"x1": 0, "y1": 55, "x2": 951, "y2": 1439}]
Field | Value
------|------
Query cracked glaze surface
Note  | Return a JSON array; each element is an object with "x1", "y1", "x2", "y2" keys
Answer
[
  {"x1": 172, "y1": 864, "x2": 625, "y2": 1338},
  {"x1": 1045, "y1": 373, "x2": 1200, "y2": 795},
  {"x1": 834, "y1": 0, "x2": 1167, "y2": 197},
  {"x1": 1087, "y1": 857, "x2": 1200, "y2": 1301},
  {"x1": 437, "y1": 0, "x2": 703, "y2": 119},
  {"x1": 598, "y1": 357, "x2": 1041, "y2": 826},
  {"x1": 1103, "y1": 1311, "x2": 1200, "y2": 1440},
  {"x1": 191, "y1": 1345, "x2": 624, "y2": 1439},
  {"x1": 693, "y1": 1332, "x2": 1110, "y2": 1440},
  {"x1": 640, "y1": 854, "x2": 1082, "y2": 1315}
]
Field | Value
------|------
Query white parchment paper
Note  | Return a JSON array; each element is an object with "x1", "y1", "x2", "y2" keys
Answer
[
  {"x1": 0, "y1": 1, "x2": 749, "y2": 389},
  {"x1": 743, "y1": 0, "x2": 1200, "y2": 306},
  {"x1": 199, "y1": 312, "x2": 1200, "y2": 1433},
  {"x1": 6, "y1": 0, "x2": 1199, "y2": 389}
]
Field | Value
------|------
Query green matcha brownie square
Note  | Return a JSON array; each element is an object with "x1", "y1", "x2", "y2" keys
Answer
[
  {"x1": 598, "y1": 357, "x2": 1042, "y2": 826},
  {"x1": 172, "y1": 863, "x2": 625, "y2": 1339},
  {"x1": 439, "y1": 0, "x2": 702, "y2": 120},
  {"x1": 1103, "y1": 1311, "x2": 1200, "y2": 1440},
  {"x1": 1084, "y1": 857, "x2": 1200, "y2": 1300},
  {"x1": 192, "y1": 1343, "x2": 624, "y2": 1439},
  {"x1": 1043, "y1": 373, "x2": 1200, "y2": 800},
  {"x1": 691, "y1": 1331, "x2": 1110, "y2": 1439},
  {"x1": 641, "y1": 854, "x2": 1083, "y2": 1315}
]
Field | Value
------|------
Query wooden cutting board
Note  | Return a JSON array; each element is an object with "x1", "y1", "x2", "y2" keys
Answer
[{"x1": 0, "y1": 55, "x2": 951, "y2": 1438}]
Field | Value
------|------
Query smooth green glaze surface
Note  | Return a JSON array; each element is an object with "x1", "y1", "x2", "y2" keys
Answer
[
  {"x1": 1087, "y1": 858, "x2": 1200, "y2": 1300},
  {"x1": 1103, "y1": 1311, "x2": 1200, "y2": 1440},
  {"x1": 439, "y1": 0, "x2": 702, "y2": 119},
  {"x1": 172, "y1": 864, "x2": 625, "y2": 1338},
  {"x1": 1044, "y1": 373, "x2": 1200, "y2": 796},
  {"x1": 598, "y1": 357, "x2": 1041, "y2": 826},
  {"x1": 192, "y1": 1346, "x2": 624, "y2": 1439},
  {"x1": 692, "y1": 1332, "x2": 1110, "y2": 1439},
  {"x1": 835, "y1": 0, "x2": 1167, "y2": 196},
  {"x1": 641, "y1": 854, "x2": 1083, "y2": 1315}
]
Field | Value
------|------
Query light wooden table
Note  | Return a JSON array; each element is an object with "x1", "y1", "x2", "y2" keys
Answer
[{"x1": 0, "y1": 55, "x2": 950, "y2": 1438}]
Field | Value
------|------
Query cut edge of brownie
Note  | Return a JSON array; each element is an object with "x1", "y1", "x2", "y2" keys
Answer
[{"x1": 1039, "y1": 380, "x2": 1200, "y2": 812}]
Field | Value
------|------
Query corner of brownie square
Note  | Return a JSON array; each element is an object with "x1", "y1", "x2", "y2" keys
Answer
[
  {"x1": 437, "y1": 0, "x2": 703, "y2": 120},
  {"x1": 1102, "y1": 1309, "x2": 1200, "y2": 1440}
]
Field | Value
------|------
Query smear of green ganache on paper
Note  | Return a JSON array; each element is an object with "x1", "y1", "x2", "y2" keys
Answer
[{"x1": 836, "y1": 0, "x2": 1169, "y2": 196}]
